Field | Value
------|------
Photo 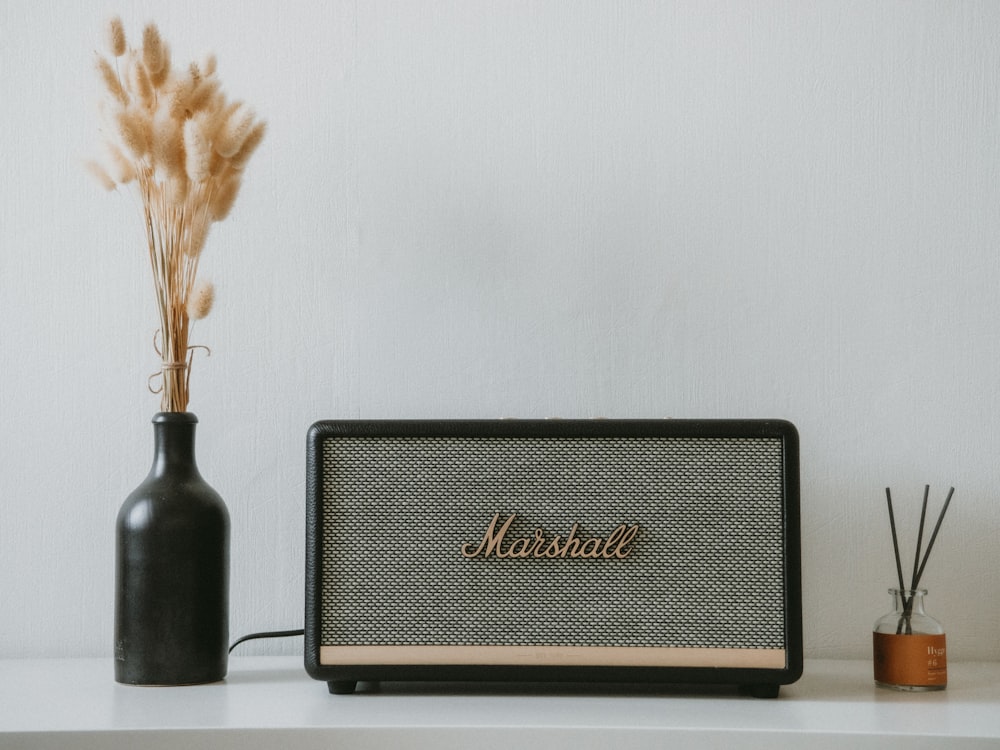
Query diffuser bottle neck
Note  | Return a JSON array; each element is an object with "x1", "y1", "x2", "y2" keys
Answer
[
  {"x1": 874, "y1": 588, "x2": 944, "y2": 637},
  {"x1": 891, "y1": 588, "x2": 927, "y2": 616}
]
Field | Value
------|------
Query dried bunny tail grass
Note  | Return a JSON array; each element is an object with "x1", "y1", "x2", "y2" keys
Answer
[
  {"x1": 128, "y1": 56, "x2": 155, "y2": 109},
  {"x1": 208, "y1": 149, "x2": 227, "y2": 179},
  {"x1": 229, "y1": 120, "x2": 266, "y2": 170},
  {"x1": 183, "y1": 118, "x2": 212, "y2": 182},
  {"x1": 200, "y1": 53, "x2": 217, "y2": 78},
  {"x1": 187, "y1": 279, "x2": 215, "y2": 320},
  {"x1": 90, "y1": 18, "x2": 265, "y2": 412},
  {"x1": 166, "y1": 174, "x2": 190, "y2": 206},
  {"x1": 106, "y1": 16, "x2": 127, "y2": 57},
  {"x1": 104, "y1": 142, "x2": 136, "y2": 184},
  {"x1": 95, "y1": 56, "x2": 128, "y2": 106},
  {"x1": 215, "y1": 104, "x2": 256, "y2": 158},
  {"x1": 167, "y1": 67, "x2": 220, "y2": 120},
  {"x1": 186, "y1": 78, "x2": 221, "y2": 116},
  {"x1": 185, "y1": 214, "x2": 211, "y2": 258},
  {"x1": 116, "y1": 107, "x2": 152, "y2": 159},
  {"x1": 167, "y1": 75, "x2": 196, "y2": 119},
  {"x1": 85, "y1": 159, "x2": 117, "y2": 191},
  {"x1": 148, "y1": 42, "x2": 171, "y2": 89},
  {"x1": 152, "y1": 110, "x2": 186, "y2": 177},
  {"x1": 203, "y1": 99, "x2": 241, "y2": 142},
  {"x1": 141, "y1": 23, "x2": 166, "y2": 76},
  {"x1": 209, "y1": 173, "x2": 242, "y2": 221}
]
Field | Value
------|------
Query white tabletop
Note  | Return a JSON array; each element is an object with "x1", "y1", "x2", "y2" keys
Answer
[{"x1": 1, "y1": 657, "x2": 998, "y2": 749}]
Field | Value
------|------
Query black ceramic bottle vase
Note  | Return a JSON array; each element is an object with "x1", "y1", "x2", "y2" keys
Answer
[{"x1": 115, "y1": 412, "x2": 230, "y2": 685}]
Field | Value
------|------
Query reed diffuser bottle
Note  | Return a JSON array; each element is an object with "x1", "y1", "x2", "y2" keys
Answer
[
  {"x1": 874, "y1": 486, "x2": 953, "y2": 691},
  {"x1": 872, "y1": 588, "x2": 946, "y2": 690}
]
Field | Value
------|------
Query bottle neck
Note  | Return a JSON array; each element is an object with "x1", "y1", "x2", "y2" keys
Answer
[
  {"x1": 149, "y1": 412, "x2": 200, "y2": 476},
  {"x1": 891, "y1": 588, "x2": 927, "y2": 615}
]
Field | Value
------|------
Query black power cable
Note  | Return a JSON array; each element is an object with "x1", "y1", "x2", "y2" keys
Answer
[{"x1": 228, "y1": 629, "x2": 304, "y2": 654}]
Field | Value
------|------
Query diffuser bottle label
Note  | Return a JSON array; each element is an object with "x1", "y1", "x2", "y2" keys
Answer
[{"x1": 873, "y1": 633, "x2": 947, "y2": 687}]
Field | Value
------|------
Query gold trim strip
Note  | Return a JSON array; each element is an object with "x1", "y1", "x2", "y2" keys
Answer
[{"x1": 320, "y1": 645, "x2": 786, "y2": 669}]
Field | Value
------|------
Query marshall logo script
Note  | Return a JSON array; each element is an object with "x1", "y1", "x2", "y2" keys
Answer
[{"x1": 460, "y1": 513, "x2": 640, "y2": 560}]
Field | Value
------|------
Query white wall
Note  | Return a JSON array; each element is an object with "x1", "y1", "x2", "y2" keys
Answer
[{"x1": 2, "y1": 0, "x2": 999, "y2": 662}]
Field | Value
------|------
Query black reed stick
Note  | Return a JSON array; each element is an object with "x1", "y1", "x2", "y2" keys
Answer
[
  {"x1": 884, "y1": 487, "x2": 907, "y2": 595},
  {"x1": 910, "y1": 485, "x2": 929, "y2": 591},
  {"x1": 912, "y1": 486, "x2": 955, "y2": 591}
]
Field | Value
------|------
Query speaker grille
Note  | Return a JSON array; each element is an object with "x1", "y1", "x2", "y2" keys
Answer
[{"x1": 319, "y1": 434, "x2": 787, "y2": 651}]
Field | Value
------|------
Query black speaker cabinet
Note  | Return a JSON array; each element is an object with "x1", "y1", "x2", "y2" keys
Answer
[{"x1": 305, "y1": 419, "x2": 802, "y2": 697}]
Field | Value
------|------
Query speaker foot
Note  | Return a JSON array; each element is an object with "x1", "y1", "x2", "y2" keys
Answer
[
  {"x1": 328, "y1": 680, "x2": 358, "y2": 695},
  {"x1": 739, "y1": 683, "x2": 780, "y2": 699}
]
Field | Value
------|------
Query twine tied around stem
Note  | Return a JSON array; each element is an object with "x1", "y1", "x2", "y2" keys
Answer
[{"x1": 147, "y1": 330, "x2": 212, "y2": 402}]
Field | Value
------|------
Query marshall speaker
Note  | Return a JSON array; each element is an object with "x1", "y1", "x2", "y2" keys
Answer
[{"x1": 305, "y1": 419, "x2": 802, "y2": 697}]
